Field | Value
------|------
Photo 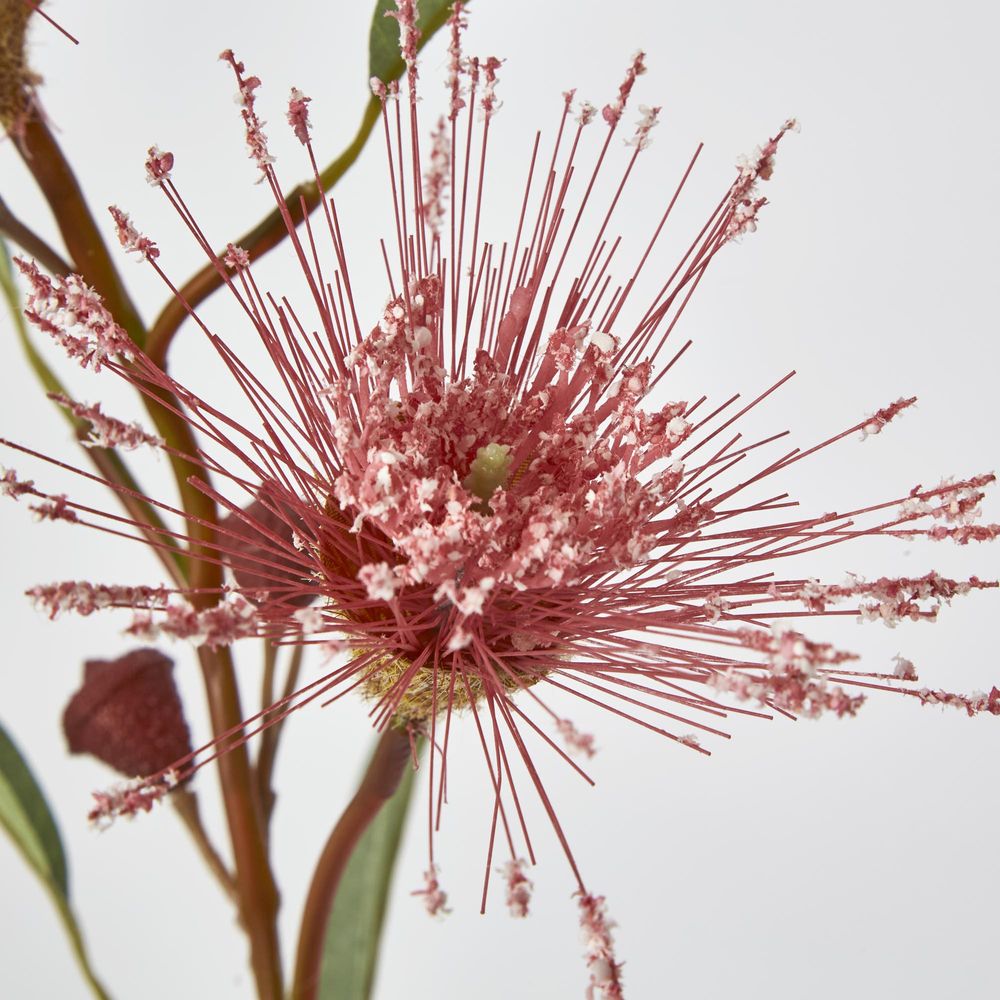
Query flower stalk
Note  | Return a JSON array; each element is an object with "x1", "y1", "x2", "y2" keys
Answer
[
  {"x1": 14, "y1": 117, "x2": 144, "y2": 345},
  {"x1": 145, "y1": 97, "x2": 383, "y2": 369},
  {"x1": 198, "y1": 643, "x2": 283, "y2": 1000},
  {"x1": 291, "y1": 725, "x2": 412, "y2": 1000}
]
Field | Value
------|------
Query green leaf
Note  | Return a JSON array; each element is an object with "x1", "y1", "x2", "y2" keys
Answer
[
  {"x1": 368, "y1": 0, "x2": 462, "y2": 88},
  {"x1": 0, "y1": 720, "x2": 68, "y2": 895},
  {"x1": 0, "y1": 721, "x2": 112, "y2": 999},
  {"x1": 317, "y1": 744, "x2": 422, "y2": 1000}
]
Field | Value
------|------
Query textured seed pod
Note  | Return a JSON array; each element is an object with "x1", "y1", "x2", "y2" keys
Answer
[
  {"x1": 62, "y1": 648, "x2": 192, "y2": 779},
  {"x1": 0, "y1": 0, "x2": 41, "y2": 135}
]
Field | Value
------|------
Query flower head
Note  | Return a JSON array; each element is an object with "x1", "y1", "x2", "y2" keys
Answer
[{"x1": 3, "y1": 3, "x2": 997, "y2": 991}]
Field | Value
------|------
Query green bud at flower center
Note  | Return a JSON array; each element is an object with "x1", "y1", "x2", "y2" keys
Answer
[{"x1": 464, "y1": 442, "x2": 512, "y2": 503}]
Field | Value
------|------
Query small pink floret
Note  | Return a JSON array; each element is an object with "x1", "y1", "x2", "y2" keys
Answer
[
  {"x1": 125, "y1": 595, "x2": 260, "y2": 648},
  {"x1": 89, "y1": 771, "x2": 178, "y2": 828},
  {"x1": 15, "y1": 258, "x2": 134, "y2": 371},
  {"x1": 501, "y1": 858, "x2": 533, "y2": 918},
  {"x1": 412, "y1": 865, "x2": 449, "y2": 917},
  {"x1": 223, "y1": 243, "x2": 250, "y2": 269},
  {"x1": 601, "y1": 51, "x2": 646, "y2": 127},
  {"x1": 577, "y1": 892, "x2": 625, "y2": 1000},
  {"x1": 144, "y1": 145, "x2": 174, "y2": 186},
  {"x1": 557, "y1": 718, "x2": 598, "y2": 758},
  {"x1": 915, "y1": 685, "x2": 1000, "y2": 717},
  {"x1": 385, "y1": 0, "x2": 421, "y2": 77},
  {"x1": 1, "y1": 467, "x2": 35, "y2": 501},
  {"x1": 286, "y1": 87, "x2": 312, "y2": 144},
  {"x1": 220, "y1": 48, "x2": 274, "y2": 172},
  {"x1": 446, "y1": 3, "x2": 468, "y2": 120},
  {"x1": 28, "y1": 581, "x2": 170, "y2": 619},
  {"x1": 861, "y1": 396, "x2": 918, "y2": 439},
  {"x1": 30, "y1": 494, "x2": 78, "y2": 524},
  {"x1": 108, "y1": 205, "x2": 160, "y2": 263},
  {"x1": 51, "y1": 394, "x2": 163, "y2": 451}
]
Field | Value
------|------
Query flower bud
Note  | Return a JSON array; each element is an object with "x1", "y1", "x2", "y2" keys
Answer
[
  {"x1": 62, "y1": 648, "x2": 192, "y2": 779},
  {"x1": 220, "y1": 494, "x2": 314, "y2": 607}
]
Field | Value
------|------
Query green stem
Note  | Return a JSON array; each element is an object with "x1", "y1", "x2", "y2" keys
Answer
[
  {"x1": 49, "y1": 892, "x2": 113, "y2": 1000},
  {"x1": 291, "y1": 726, "x2": 411, "y2": 1000}
]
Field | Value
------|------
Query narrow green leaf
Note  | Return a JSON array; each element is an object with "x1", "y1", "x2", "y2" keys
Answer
[
  {"x1": 0, "y1": 721, "x2": 112, "y2": 999},
  {"x1": 0, "y1": 720, "x2": 68, "y2": 895},
  {"x1": 368, "y1": 0, "x2": 463, "y2": 88},
  {"x1": 318, "y1": 745, "x2": 422, "y2": 1000}
]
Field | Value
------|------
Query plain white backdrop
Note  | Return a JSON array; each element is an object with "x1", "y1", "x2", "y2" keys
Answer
[{"x1": 1, "y1": 1, "x2": 998, "y2": 998}]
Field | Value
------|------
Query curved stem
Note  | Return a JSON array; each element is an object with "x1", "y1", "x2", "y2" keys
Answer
[
  {"x1": 11, "y1": 121, "x2": 214, "y2": 577},
  {"x1": 0, "y1": 193, "x2": 73, "y2": 276},
  {"x1": 14, "y1": 111, "x2": 281, "y2": 997},
  {"x1": 172, "y1": 787, "x2": 238, "y2": 905},
  {"x1": 50, "y1": 894, "x2": 112, "y2": 1000},
  {"x1": 291, "y1": 726, "x2": 411, "y2": 1000},
  {"x1": 145, "y1": 98, "x2": 382, "y2": 367},
  {"x1": 14, "y1": 118, "x2": 145, "y2": 346},
  {"x1": 0, "y1": 236, "x2": 187, "y2": 584}
]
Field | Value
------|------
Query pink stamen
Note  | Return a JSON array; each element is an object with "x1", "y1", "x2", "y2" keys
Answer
[
  {"x1": 577, "y1": 892, "x2": 625, "y2": 999},
  {"x1": 286, "y1": 87, "x2": 312, "y2": 145},
  {"x1": 412, "y1": 864, "x2": 449, "y2": 917}
]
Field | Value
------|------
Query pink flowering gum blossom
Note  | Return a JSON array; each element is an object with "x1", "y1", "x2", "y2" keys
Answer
[{"x1": 3, "y1": 3, "x2": 997, "y2": 993}]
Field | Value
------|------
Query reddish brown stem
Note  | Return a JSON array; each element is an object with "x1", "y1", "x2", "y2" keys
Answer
[
  {"x1": 16, "y1": 107, "x2": 284, "y2": 1000},
  {"x1": 0, "y1": 193, "x2": 72, "y2": 275},
  {"x1": 291, "y1": 726, "x2": 411, "y2": 1000},
  {"x1": 146, "y1": 0, "x2": 465, "y2": 366},
  {"x1": 14, "y1": 116, "x2": 214, "y2": 574},
  {"x1": 15, "y1": 118, "x2": 145, "y2": 344},
  {"x1": 172, "y1": 786, "x2": 238, "y2": 904},
  {"x1": 145, "y1": 98, "x2": 382, "y2": 368},
  {"x1": 198, "y1": 644, "x2": 284, "y2": 1000}
]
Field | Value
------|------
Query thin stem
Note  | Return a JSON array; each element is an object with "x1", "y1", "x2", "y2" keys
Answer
[
  {"x1": 145, "y1": 98, "x2": 382, "y2": 368},
  {"x1": 172, "y1": 787, "x2": 239, "y2": 905},
  {"x1": 0, "y1": 193, "x2": 73, "y2": 275},
  {"x1": 260, "y1": 640, "x2": 279, "y2": 725},
  {"x1": 50, "y1": 894, "x2": 112, "y2": 1000},
  {"x1": 14, "y1": 115, "x2": 217, "y2": 540},
  {"x1": 256, "y1": 642, "x2": 304, "y2": 825},
  {"x1": 291, "y1": 726, "x2": 411, "y2": 1000},
  {"x1": 198, "y1": 643, "x2": 284, "y2": 1000},
  {"x1": 0, "y1": 236, "x2": 187, "y2": 584},
  {"x1": 15, "y1": 115, "x2": 280, "y2": 997},
  {"x1": 10, "y1": 121, "x2": 213, "y2": 580},
  {"x1": 14, "y1": 118, "x2": 145, "y2": 345}
]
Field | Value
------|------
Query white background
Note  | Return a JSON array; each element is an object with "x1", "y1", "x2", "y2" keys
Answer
[{"x1": 1, "y1": 1, "x2": 998, "y2": 998}]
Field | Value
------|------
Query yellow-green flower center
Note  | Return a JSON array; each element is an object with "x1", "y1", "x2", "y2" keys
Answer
[{"x1": 464, "y1": 442, "x2": 512, "y2": 503}]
